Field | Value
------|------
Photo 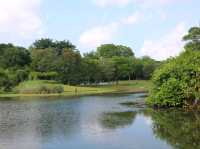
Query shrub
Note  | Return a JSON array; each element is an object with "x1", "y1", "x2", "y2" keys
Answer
[
  {"x1": 15, "y1": 81, "x2": 64, "y2": 94},
  {"x1": 29, "y1": 71, "x2": 58, "y2": 80},
  {"x1": 147, "y1": 50, "x2": 200, "y2": 107}
]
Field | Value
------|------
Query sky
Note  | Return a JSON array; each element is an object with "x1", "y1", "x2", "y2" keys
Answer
[{"x1": 0, "y1": 0, "x2": 199, "y2": 60}]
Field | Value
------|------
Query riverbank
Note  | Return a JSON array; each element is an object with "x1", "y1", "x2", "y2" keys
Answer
[{"x1": 0, "y1": 80, "x2": 152, "y2": 98}]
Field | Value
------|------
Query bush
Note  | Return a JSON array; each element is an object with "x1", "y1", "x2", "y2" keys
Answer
[
  {"x1": 29, "y1": 71, "x2": 58, "y2": 80},
  {"x1": 147, "y1": 50, "x2": 200, "y2": 107},
  {"x1": 38, "y1": 85, "x2": 64, "y2": 94},
  {"x1": 15, "y1": 81, "x2": 64, "y2": 94}
]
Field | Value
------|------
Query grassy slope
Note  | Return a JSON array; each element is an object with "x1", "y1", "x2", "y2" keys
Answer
[{"x1": 0, "y1": 80, "x2": 152, "y2": 98}]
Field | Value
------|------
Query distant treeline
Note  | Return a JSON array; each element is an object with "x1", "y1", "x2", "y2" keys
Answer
[{"x1": 0, "y1": 40, "x2": 161, "y2": 91}]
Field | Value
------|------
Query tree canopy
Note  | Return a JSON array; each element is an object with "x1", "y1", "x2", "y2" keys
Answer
[
  {"x1": 147, "y1": 26, "x2": 200, "y2": 107},
  {"x1": 183, "y1": 26, "x2": 200, "y2": 51},
  {"x1": 0, "y1": 39, "x2": 159, "y2": 91}
]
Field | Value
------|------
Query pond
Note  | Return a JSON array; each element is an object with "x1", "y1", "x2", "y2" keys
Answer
[{"x1": 0, "y1": 93, "x2": 199, "y2": 149}]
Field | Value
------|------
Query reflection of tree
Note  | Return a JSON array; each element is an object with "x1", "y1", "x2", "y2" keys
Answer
[
  {"x1": 143, "y1": 108, "x2": 200, "y2": 149},
  {"x1": 37, "y1": 104, "x2": 80, "y2": 139},
  {"x1": 100, "y1": 111, "x2": 136, "y2": 129},
  {"x1": 0, "y1": 101, "x2": 81, "y2": 141}
]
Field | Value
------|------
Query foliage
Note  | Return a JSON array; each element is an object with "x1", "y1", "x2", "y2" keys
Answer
[
  {"x1": 0, "y1": 44, "x2": 31, "y2": 69},
  {"x1": 30, "y1": 46, "x2": 81, "y2": 84},
  {"x1": 100, "y1": 111, "x2": 136, "y2": 129},
  {"x1": 97, "y1": 44, "x2": 134, "y2": 58},
  {"x1": 29, "y1": 71, "x2": 58, "y2": 80},
  {"x1": 30, "y1": 38, "x2": 76, "y2": 50},
  {"x1": 147, "y1": 50, "x2": 200, "y2": 107},
  {"x1": 0, "y1": 39, "x2": 159, "y2": 93},
  {"x1": 143, "y1": 108, "x2": 200, "y2": 149},
  {"x1": 183, "y1": 26, "x2": 200, "y2": 51},
  {"x1": 15, "y1": 80, "x2": 64, "y2": 94}
]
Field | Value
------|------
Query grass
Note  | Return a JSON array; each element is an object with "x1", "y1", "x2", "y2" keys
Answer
[{"x1": 0, "y1": 80, "x2": 152, "y2": 98}]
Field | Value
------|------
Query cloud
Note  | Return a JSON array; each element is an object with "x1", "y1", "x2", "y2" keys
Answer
[
  {"x1": 79, "y1": 12, "x2": 142, "y2": 48},
  {"x1": 140, "y1": 23, "x2": 186, "y2": 60},
  {"x1": 79, "y1": 23, "x2": 120, "y2": 49},
  {"x1": 122, "y1": 12, "x2": 142, "y2": 25},
  {"x1": 0, "y1": 0, "x2": 43, "y2": 39},
  {"x1": 93, "y1": 0, "x2": 132, "y2": 7},
  {"x1": 93, "y1": 0, "x2": 177, "y2": 7}
]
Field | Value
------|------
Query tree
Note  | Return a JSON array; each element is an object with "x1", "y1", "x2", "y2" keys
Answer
[
  {"x1": 31, "y1": 47, "x2": 82, "y2": 85},
  {"x1": 141, "y1": 56, "x2": 160, "y2": 80},
  {"x1": 57, "y1": 48, "x2": 82, "y2": 85},
  {"x1": 81, "y1": 58, "x2": 102, "y2": 84},
  {"x1": 31, "y1": 48, "x2": 58, "y2": 72},
  {"x1": 30, "y1": 38, "x2": 76, "y2": 51},
  {"x1": 147, "y1": 26, "x2": 200, "y2": 107},
  {"x1": 147, "y1": 49, "x2": 200, "y2": 107},
  {"x1": 183, "y1": 26, "x2": 200, "y2": 51},
  {"x1": 30, "y1": 38, "x2": 54, "y2": 49},
  {"x1": 0, "y1": 44, "x2": 31, "y2": 69},
  {"x1": 97, "y1": 44, "x2": 134, "y2": 58},
  {"x1": 0, "y1": 69, "x2": 8, "y2": 91}
]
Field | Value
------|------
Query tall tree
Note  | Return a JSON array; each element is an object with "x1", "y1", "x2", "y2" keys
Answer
[
  {"x1": 97, "y1": 44, "x2": 134, "y2": 58},
  {"x1": 183, "y1": 26, "x2": 200, "y2": 51},
  {"x1": 0, "y1": 44, "x2": 31, "y2": 69},
  {"x1": 30, "y1": 38, "x2": 76, "y2": 51}
]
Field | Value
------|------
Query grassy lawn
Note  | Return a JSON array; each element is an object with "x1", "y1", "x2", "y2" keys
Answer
[{"x1": 0, "y1": 80, "x2": 152, "y2": 98}]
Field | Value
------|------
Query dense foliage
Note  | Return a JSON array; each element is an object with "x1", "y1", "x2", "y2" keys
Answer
[
  {"x1": 147, "y1": 26, "x2": 200, "y2": 107},
  {"x1": 0, "y1": 39, "x2": 159, "y2": 92},
  {"x1": 143, "y1": 108, "x2": 200, "y2": 149}
]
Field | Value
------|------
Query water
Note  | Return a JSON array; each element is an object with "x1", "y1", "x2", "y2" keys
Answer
[{"x1": 0, "y1": 93, "x2": 199, "y2": 149}]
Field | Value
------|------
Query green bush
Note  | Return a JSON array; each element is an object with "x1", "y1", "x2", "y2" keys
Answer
[
  {"x1": 37, "y1": 85, "x2": 64, "y2": 94},
  {"x1": 15, "y1": 81, "x2": 64, "y2": 94},
  {"x1": 29, "y1": 71, "x2": 58, "y2": 80},
  {"x1": 147, "y1": 50, "x2": 200, "y2": 107}
]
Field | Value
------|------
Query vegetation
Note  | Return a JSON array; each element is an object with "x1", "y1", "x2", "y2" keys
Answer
[
  {"x1": 0, "y1": 39, "x2": 159, "y2": 95},
  {"x1": 147, "y1": 26, "x2": 200, "y2": 107},
  {"x1": 14, "y1": 80, "x2": 64, "y2": 94},
  {"x1": 1, "y1": 23, "x2": 199, "y2": 107},
  {"x1": 143, "y1": 108, "x2": 200, "y2": 149},
  {"x1": 0, "y1": 80, "x2": 151, "y2": 97},
  {"x1": 100, "y1": 111, "x2": 136, "y2": 129}
]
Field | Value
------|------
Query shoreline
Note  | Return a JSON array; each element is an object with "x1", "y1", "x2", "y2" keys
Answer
[{"x1": 0, "y1": 89, "x2": 148, "y2": 98}]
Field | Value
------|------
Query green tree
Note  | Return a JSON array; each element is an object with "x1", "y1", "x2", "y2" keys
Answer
[
  {"x1": 141, "y1": 56, "x2": 160, "y2": 80},
  {"x1": 147, "y1": 50, "x2": 200, "y2": 107},
  {"x1": 97, "y1": 44, "x2": 134, "y2": 58},
  {"x1": 30, "y1": 38, "x2": 76, "y2": 51},
  {"x1": 183, "y1": 26, "x2": 200, "y2": 51},
  {"x1": 0, "y1": 44, "x2": 31, "y2": 69}
]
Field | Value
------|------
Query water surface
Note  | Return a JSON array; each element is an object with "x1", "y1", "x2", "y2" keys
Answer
[{"x1": 0, "y1": 94, "x2": 199, "y2": 149}]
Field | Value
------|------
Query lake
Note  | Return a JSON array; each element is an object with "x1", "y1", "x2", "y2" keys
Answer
[{"x1": 0, "y1": 93, "x2": 199, "y2": 149}]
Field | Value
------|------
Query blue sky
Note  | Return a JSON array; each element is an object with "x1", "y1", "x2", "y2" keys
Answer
[{"x1": 0, "y1": 0, "x2": 199, "y2": 60}]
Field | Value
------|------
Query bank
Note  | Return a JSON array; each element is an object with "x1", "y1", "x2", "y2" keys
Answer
[{"x1": 0, "y1": 80, "x2": 152, "y2": 98}]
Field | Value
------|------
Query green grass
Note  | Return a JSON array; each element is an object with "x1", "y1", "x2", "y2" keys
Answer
[{"x1": 0, "y1": 80, "x2": 152, "y2": 98}]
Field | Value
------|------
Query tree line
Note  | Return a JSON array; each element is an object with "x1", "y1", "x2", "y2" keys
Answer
[{"x1": 0, "y1": 39, "x2": 160, "y2": 91}]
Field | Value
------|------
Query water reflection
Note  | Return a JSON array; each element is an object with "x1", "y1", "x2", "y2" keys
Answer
[
  {"x1": 100, "y1": 111, "x2": 136, "y2": 129},
  {"x1": 0, "y1": 94, "x2": 199, "y2": 149},
  {"x1": 142, "y1": 108, "x2": 200, "y2": 149},
  {"x1": 0, "y1": 100, "x2": 81, "y2": 149}
]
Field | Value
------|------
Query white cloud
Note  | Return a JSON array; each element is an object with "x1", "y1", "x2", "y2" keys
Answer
[
  {"x1": 0, "y1": 0, "x2": 43, "y2": 38},
  {"x1": 93, "y1": 0, "x2": 178, "y2": 7},
  {"x1": 79, "y1": 12, "x2": 142, "y2": 48},
  {"x1": 79, "y1": 23, "x2": 119, "y2": 48},
  {"x1": 140, "y1": 23, "x2": 186, "y2": 60},
  {"x1": 122, "y1": 12, "x2": 142, "y2": 25},
  {"x1": 93, "y1": 0, "x2": 132, "y2": 7}
]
